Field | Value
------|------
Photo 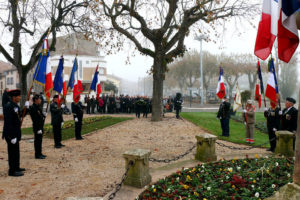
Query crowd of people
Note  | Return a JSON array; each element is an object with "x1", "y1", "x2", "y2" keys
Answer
[{"x1": 217, "y1": 96, "x2": 298, "y2": 152}]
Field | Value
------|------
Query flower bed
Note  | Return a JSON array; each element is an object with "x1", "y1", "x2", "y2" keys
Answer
[{"x1": 138, "y1": 156, "x2": 294, "y2": 200}]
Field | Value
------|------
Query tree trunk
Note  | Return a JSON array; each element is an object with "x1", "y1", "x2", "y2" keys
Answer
[
  {"x1": 151, "y1": 57, "x2": 165, "y2": 121},
  {"x1": 293, "y1": 88, "x2": 300, "y2": 185},
  {"x1": 18, "y1": 67, "x2": 28, "y2": 107}
]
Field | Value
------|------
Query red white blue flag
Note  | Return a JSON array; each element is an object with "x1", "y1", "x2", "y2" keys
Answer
[
  {"x1": 265, "y1": 58, "x2": 278, "y2": 107},
  {"x1": 254, "y1": 0, "x2": 300, "y2": 63},
  {"x1": 90, "y1": 65, "x2": 102, "y2": 98},
  {"x1": 216, "y1": 67, "x2": 226, "y2": 99},
  {"x1": 67, "y1": 58, "x2": 83, "y2": 103},
  {"x1": 255, "y1": 61, "x2": 264, "y2": 108}
]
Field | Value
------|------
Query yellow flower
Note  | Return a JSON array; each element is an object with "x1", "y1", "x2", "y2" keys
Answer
[
  {"x1": 244, "y1": 161, "x2": 247, "y2": 164},
  {"x1": 232, "y1": 185, "x2": 236, "y2": 189},
  {"x1": 194, "y1": 191, "x2": 199, "y2": 197},
  {"x1": 266, "y1": 170, "x2": 270, "y2": 174},
  {"x1": 197, "y1": 174, "x2": 200, "y2": 178},
  {"x1": 192, "y1": 168, "x2": 196, "y2": 172},
  {"x1": 187, "y1": 175, "x2": 192, "y2": 181},
  {"x1": 255, "y1": 154, "x2": 259, "y2": 159},
  {"x1": 203, "y1": 198, "x2": 207, "y2": 200},
  {"x1": 253, "y1": 180, "x2": 256, "y2": 183},
  {"x1": 232, "y1": 160, "x2": 235, "y2": 163},
  {"x1": 153, "y1": 188, "x2": 156, "y2": 192},
  {"x1": 183, "y1": 184, "x2": 189, "y2": 189},
  {"x1": 219, "y1": 168, "x2": 222, "y2": 171}
]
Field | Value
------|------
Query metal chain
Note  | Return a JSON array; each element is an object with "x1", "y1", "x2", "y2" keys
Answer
[
  {"x1": 108, "y1": 160, "x2": 134, "y2": 200},
  {"x1": 149, "y1": 144, "x2": 196, "y2": 163},
  {"x1": 216, "y1": 137, "x2": 276, "y2": 151}
]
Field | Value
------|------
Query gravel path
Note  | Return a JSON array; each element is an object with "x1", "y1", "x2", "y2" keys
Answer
[{"x1": 0, "y1": 113, "x2": 269, "y2": 200}]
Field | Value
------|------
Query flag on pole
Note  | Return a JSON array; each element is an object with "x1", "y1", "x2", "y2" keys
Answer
[
  {"x1": 68, "y1": 58, "x2": 83, "y2": 103},
  {"x1": 32, "y1": 37, "x2": 53, "y2": 102},
  {"x1": 216, "y1": 67, "x2": 226, "y2": 99},
  {"x1": 265, "y1": 58, "x2": 278, "y2": 107},
  {"x1": 53, "y1": 57, "x2": 64, "y2": 94},
  {"x1": 255, "y1": 61, "x2": 264, "y2": 108},
  {"x1": 90, "y1": 65, "x2": 102, "y2": 98},
  {"x1": 233, "y1": 84, "x2": 242, "y2": 112},
  {"x1": 254, "y1": 0, "x2": 300, "y2": 63}
]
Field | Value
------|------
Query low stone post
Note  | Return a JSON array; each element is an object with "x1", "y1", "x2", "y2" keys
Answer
[
  {"x1": 123, "y1": 149, "x2": 152, "y2": 188},
  {"x1": 195, "y1": 133, "x2": 217, "y2": 162},
  {"x1": 275, "y1": 131, "x2": 294, "y2": 157}
]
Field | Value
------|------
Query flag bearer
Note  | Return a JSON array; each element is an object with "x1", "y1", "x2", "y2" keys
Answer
[
  {"x1": 264, "y1": 104, "x2": 280, "y2": 152},
  {"x1": 50, "y1": 95, "x2": 65, "y2": 148},
  {"x1": 217, "y1": 97, "x2": 231, "y2": 137},
  {"x1": 71, "y1": 100, "x2": 84, "y2": 140}
]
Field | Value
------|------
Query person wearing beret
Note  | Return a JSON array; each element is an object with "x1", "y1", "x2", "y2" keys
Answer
[
  {"x1": 280, "y1": 97, "x2": 298, "y2": 150},
  {"x1": 28, "y1": 94, "x2": 47, "y2": 159},
  {"x1": 2, "y1": 89, "x2": 28, "y2": 176},
  {"x1": 71, "y1": 100, "x2": 84, "y2": 140},
  {"x1": 50, "y1": 95, "x2": 65, "y2": 148},
  {"x1": 243, "y1": 100, "x2": 256, "y2": 144},
  {"x1": 264, "y1": 102, "x2": 280, "y2": 152},
  {"x1": 217, "y1": 97, "x2": 231, "y2": 137}
]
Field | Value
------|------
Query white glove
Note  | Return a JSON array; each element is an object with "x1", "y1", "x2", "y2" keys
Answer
[
  {"x1": 273, "y1": 128, "x2": 277, "y2": 132},
  {"x1": 264, "y1": 108, "x2": 268, "y2": 111},
  {"x1": 43, "y1": 112, "x2": 48, "y2": 117},
  {"x1": 25, "y1": 101, "x2": 30, "y2": 108},
  {"x1": 243, "y1": 109, "x2": 247, "y2": 113},
  {"x1": 61, "y1": 122, "x2": 64, "y2": 128},
  {"x1": 244, "y1": 122, "x2": 247, "y2": 125},
  {"x1": 279, "y1": 111, "x2": 283, "y2": 115},
  {"x1": 61, "y1": 104, "x2": 65, "y2": 109},
  {"x1": 75, "y1": 118, "x2": 78, "y2": 122},
  {"x1": 11, "y1": 138, "x2": 17, "y2": 144},
  {"x1": 37, "y1": 130, "x2": 43, "y2": 134}
]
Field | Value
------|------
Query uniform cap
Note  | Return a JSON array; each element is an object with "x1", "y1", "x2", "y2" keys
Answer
[
  {"x1": 53, "y1": 95, "x2": 59, "y2": 99},
  {"x1": 286, "y1": 97, "x2": 296, "y2": 104},
  {"x1": 32, "y1": 94, "x2": 41, "y2": 101},
  {"x1": 247, "y1": 99, "x2": 253, "y2": 104},
  {"x1": 8, "y1": 89, "x2": 21, "y2": 97}
]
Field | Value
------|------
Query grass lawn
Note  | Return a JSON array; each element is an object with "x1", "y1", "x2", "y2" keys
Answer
[
  {"x1": 181, "y1": 112, "x2": 270, "y2": 148},
  {"x1": 21, "y1": 116, "x2": 132, "y2": 140}
]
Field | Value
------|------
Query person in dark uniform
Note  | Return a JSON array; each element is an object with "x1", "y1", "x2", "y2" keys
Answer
[
  {"x1": 71, "y1": 100, "x2": 84, "y2": 140},
  {"x1": 29, "y1": 94, "x2": 47, "y2": 159},
  {"x1": 264, "y1": 105, "x2": 280, "y2": 152},
  {"x1": 280, "y1": 97, "x2": 298, "y2": 150},
  {"x1": 217, "y1": 97, "x2": 231, "y2": 137},
  {"x1": 2, "y1": 89, "x2": 27, "y2": 176},
  {"x1": 174, "y1": 93, "x2": 183, "y2": 119},
  {"x1": 90, "y1": 95, "x2": 96, "y2": 114},
  {"x1": 50, "y1": 95, "x2": 65, "y2": 148},
  {"x1": 135, "y1": 97, "x2": 144, "y2": 118}
]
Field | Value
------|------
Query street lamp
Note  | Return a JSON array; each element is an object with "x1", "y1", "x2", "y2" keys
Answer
[{"x1": 194, "y1": 34, "x2": 207, "y2": 105}]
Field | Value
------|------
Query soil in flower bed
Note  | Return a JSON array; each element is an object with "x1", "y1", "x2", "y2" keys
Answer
[{"x1": 138, "y1": 156, "x2": 294, "y2": 200}]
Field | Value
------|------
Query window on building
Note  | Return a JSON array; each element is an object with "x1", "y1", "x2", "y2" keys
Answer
[
  {"x1": 6, "y1": 77, "x2": 10, "y2": 85},
  {"x1": 79, "y1": 60, "x2": 83, "y2": 79},
  {"x1": 11, "y1": 77, "x2": 14, "y2": 85}
]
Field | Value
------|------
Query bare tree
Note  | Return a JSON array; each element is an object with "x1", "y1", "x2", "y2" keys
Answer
[
  {"x1": 0, "y1": 0, "x2": 88, "y2": 104},
  {"x1": 88, "y1": 0, "x2": 258, "y2": 121}
]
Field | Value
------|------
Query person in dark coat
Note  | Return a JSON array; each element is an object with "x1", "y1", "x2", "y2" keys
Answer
[
  {"x1": 2, "y1": 88, "x2": 10, "y2": 107},
  {"x1": 50, "y1": 95, "x2": 65, "y2": 148},
  {"x1": 174, "y1": 93, "x2": 183, "y2": 119},
  {"x1": 2, "y1": 89, "x2": 27, "y2": 176},
  {"x1": 280, "y1": 97, "x2": 298, "y2": 150},
  {"x1": 264, "y1": 105, "x2": 280, "y2": 152},
  {"x1": 135, "y1": 97, "x2": 144, "y2": 118},
  {"x1": 217, "y1": 97, "x2": 231, "y2": 137},
  {"x1": 90, "y1": 95, "x2": 96, "y2": 114},
  {"x1": 29, "y1": 94, "x2": 47, "y2": 159},
  {"x1": 71, "y1": 100, "x2": 84, "y2": 140}
]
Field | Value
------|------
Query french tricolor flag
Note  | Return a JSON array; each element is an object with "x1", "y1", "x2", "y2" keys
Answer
[
  {"x1": 265, "y1": 58, "x2": 278, "y2": 108},
  {"x1": 216, "y1": 67, "x2": 226, "y2": 100},
  {"x1": 67, "y1": 58, "x2": 83, "y2": 103},
  {"x1": 254, "y1": 0, "x2": 300, "y2": 63},
  {"x1": 90, "y1": 65, "x2": 102, "y2": 98},
  {"x1": 44, "y1": 38, "x2": 53, "y2": 102}
]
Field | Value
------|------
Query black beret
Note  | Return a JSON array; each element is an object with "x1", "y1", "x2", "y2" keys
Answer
[
  {"x1": 8, "y1": 89, "x2": 21, "y2": 97},
  {"x1": 32, "y1": 94, "x2": 41, "y2": 101},
  {"x1": 53, "y1": 95, "x2": 59, "y2": 99},
  {"x1": 286, "y1": 97, "x2": 296, "y2": 104}
]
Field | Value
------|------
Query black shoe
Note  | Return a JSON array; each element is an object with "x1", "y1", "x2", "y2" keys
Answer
[
  {"x1": 41, "y1": 154, "x2": 47, "y2": 157},
  {"x1": 35, "y1": 155, "x2": 46, "y2": 159},
  {"x1": 266, "y1": 148, "x2": 272, "y2": 151},
  {"x1": 76, "y1": 137, "x2": 83, "y2": 140},
  {"x1": 59, "y1": 144, "x2": 65, "y2": 147},
  {"x1": 55, "y1": 145, "x2": 62, "y2": 148},
  {"x1": 16, "y1": 168, "x2": 26, "y2": 172},
  {"x1": 9, "y1": 171, "x2": 24, "y2": 177}
]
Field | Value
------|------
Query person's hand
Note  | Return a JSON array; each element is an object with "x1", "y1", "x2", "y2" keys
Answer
[
  {"x1": 37, "y1": 130, "x2": 43, "y2": 134},
  {"x1": 75, "y1": 118, "x2": 78, "y2": 122},
  {"x1": 243, "y1": 109, "x2": 247, "y2": 113},
  {"x1": 25, "y1": 101, "x2": 30, "y2": 108},
  {"x1": 61, "y1": 104, "x2": 65, "y2": 109},
  {"x1": 273, "y1": 128, "x2": 277, "y2": 132},
  {"x1": 43, "y1": 112, "x2": 48, "y2": 117},
  {"x1": 279, "y1": 110, "x2": 283, "y2": 115},
  {"x1": 264, "y1": 108, "x2": 268, "y2": 111},
  {"x1": 11, "y1": 138, "x2": 17, "y2": 144},
  {"x1": 244, "y1": 122, "x2": 247, "y2": 125},
  {"x1": 61, "y1": 122, "x2": 64, "y2": 128}
]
